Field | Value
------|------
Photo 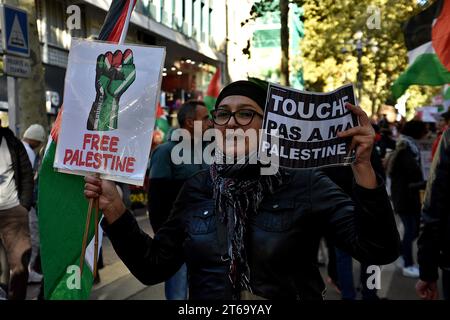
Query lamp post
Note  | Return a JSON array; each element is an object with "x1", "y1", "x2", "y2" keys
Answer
[
  {"x1": 354, "y1": 31, "x2": 364, "y2": 104},
  {"x1": 342, "y1": 31, "x2": 378, "y2": 114}
]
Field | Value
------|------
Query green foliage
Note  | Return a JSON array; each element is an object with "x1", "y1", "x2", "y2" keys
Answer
[{"x1": 298, "y1": 0, "x2": 437, "y2": 115}]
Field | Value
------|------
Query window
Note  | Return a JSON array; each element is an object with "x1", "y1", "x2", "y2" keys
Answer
[
  {"x1": 161, "y1": 0, "x2": 171, "y2": 26},
  {"x1": 200, "y1": 0, "x2": 205, "y2": 36},
  {"x1": 192, "y1": 0, "x2": 196, "y2": 32},
  {"x1": 208, "y1": 8, "x2": 212, "y2": 38},
  {"x1": 136, "y1": 0, "x2": 151, "y2": 16},
  {"x1": 40, "y1": 0, "x2": 85, "y2": 49},
  {"x1": 45, "y1": 0, "x2": 66, "y2": 47},
  {"x1": 253, "y1": 29, "x2": 281, "y2": 48}
]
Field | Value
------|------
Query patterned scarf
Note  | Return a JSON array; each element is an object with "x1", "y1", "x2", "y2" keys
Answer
[{"x1": 210, "y1": 151, "x2": 283, "y2": 299}]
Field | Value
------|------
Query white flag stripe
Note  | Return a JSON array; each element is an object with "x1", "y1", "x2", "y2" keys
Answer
[
  {"x1": 407, "y1": 41, "x2": 435, "y2": 65},
  {"x1": 85, "y1": 222, "x2": 103, "y2": 273}
]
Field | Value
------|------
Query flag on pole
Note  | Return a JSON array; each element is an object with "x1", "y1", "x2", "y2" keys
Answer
[
  {"x1": 432, "y1": 0, "x2": 450, "y2": 71},
  {"x1": 204, "y1": 68, "x2": 221, "y2": 112},
  {"x1": 391, "y1": 0, "x2": 450, "y2": 100},
  {"x1": 38, "y1": 0, "x2": 137, "y2": 300},
  {"x1": 155, "y1": 102, "x2": 170, "y2": 141}
]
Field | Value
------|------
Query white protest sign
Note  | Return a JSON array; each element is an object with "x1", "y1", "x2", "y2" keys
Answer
[
  {"x1": 259, "y1": 83, "x2": 358, "y2": 169},
  {"x1": 54, "y1": 38, "x2": 166, "y2": 185},
  {"x1": 415, "y1": 106, "x2": 444, "y2": 122}
]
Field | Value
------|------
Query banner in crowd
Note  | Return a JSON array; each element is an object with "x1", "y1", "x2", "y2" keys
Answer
[
  {"x1": 415, "y1": 105, "x2": 449, "y2": 122},
  {"x1": 259, "y1": 83, "x2": 358, "y2": 169},
  {"x1": 54, "y1": 38, "x2": 165, "y2": 185},
  {"x1": 417, "y1": 137, "x2": 434, "y2": 180}
]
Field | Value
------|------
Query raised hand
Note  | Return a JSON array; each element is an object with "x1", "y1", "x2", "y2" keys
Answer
[{"x1": 337, "y1": 103, "x2": 377, "y2": 189}]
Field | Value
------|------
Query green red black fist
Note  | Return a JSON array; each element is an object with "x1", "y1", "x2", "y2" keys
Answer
[{"x1": 87, "y1": 49, "x2": 136, "y2": 131}]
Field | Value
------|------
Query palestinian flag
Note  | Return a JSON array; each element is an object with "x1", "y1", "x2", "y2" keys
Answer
[
  {"x1": 445, "y1": 85, "x2": 450, "y2": 100},
  {"x1": 155, "y1": 102, "x2": 170, "y2": 141},
  {"x1": 391, "y1": 0, "x2": 450, "y2": 100},
  {"x1": 38, "y1": 0, "x2": 137, "y2": 300},
  {"x1": 204, "y1": 68, "x2": 221, "y2": 112}
]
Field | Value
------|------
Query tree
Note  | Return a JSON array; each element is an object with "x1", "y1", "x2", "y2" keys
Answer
[
  {"x1": 299, "y1": 0, "x2": 436, "y2": 117},
  {"x1": 280, "y1": 0, "x2": 290, "y2": 86}
]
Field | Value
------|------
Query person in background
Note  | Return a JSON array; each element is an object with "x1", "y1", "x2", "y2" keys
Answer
[
  {"x1": 387, "y1": 120, "x2": 427, "y2": 278},
  {"x1": 431, "y1": 110, "x2": 450, "y2": 160},
  {"x1": 416, "y1": 128, "x2": 450, "y2": 300},
  {"x1": 22, "y1": 124, "x2": 47, "y2": 284},
  {"x1": 22, "y1": 124, "x2": 46, "y2": 170},
  {"x1": 377, "y1": 128, "x2": 396, "y2": 160},
  {"x1": 147, "y1": 100, "x2": 210, "y2": 300},
  {"x1": 0, "y1": 126, "x2": 34, "y2": 299},
  {"x1": 322, "y1": 144, "x2": 385, "y2": 300},
  {"x1": 378, "y1": 114, "x2": 390, "y2": 130}
]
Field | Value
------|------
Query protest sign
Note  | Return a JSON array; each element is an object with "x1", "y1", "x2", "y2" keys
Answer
[
  {"x1": 54, "y1": 38, "x2": 165, "y2": 185},
  {"x1": 417, "y1": 137, "x2": 434, "y2": 180},
  {"x1": 415, "y1": 106, "x2": 440, "y2": 122},
  {"x1": 259, "y1": 83, "x2": 358, "y2": 169}
]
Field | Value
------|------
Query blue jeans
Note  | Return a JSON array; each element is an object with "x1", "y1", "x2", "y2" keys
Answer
[
  {"x1": 335, "y1": 248, "x2": 356, "y2": 300},
  {"x1": 399, "y1": 214, "x2": 419, "y2": 267},
  {"x1": 335, "y1": 249, "x2": 379, "y2": 300},
  {"x1": 165, "y1": 263, "x2": 188, "y2": 300}
]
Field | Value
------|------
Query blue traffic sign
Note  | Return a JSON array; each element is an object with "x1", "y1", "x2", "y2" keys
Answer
[{"x1": 1, "y1": 4, "x2": 29, "y2": 57}]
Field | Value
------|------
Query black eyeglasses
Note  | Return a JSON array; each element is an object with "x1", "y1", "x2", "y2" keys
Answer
[{"x1": 211, "y1": 109, "x2": 264, "y2": 126}]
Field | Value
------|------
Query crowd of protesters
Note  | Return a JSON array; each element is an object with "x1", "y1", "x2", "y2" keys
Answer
[
  {"x1": 1, "y1": 85, "x2": 450, "y2": 301},
  {"x1": 319, "y1": 110, "x2": 450, "y2": 300}
]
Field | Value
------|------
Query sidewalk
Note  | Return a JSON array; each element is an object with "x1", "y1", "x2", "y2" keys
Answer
[{"x1": 90, "y1": 210, "x2": 165, "y2": 300}]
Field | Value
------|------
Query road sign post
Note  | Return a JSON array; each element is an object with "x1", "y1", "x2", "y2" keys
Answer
[
  {"x1": 0, "y1": 4, "x2": 30, "y2": 134},
  {"x1": 0, "y1": 4, "x2": 30, "y2": 57},
  {"x1": 7, "y1": 76, "x2": 18, "y2": 134}
]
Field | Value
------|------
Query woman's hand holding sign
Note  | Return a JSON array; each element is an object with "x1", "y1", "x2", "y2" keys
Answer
[
  {"x1": 84, "y1": 175, "x2": 126, "y2": 224},
  {"x1": 337, "y1": 103, "x2": 377, "y2": 189}
]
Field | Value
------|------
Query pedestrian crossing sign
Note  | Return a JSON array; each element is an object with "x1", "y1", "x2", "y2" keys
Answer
[{"x1": 0, "y1": 4, "x2": 29, "y2": 57}]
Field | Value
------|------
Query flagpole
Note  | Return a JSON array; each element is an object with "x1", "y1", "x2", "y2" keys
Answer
[{"x1": 119, "y1": 0, "x2": 135, "y2": 45}]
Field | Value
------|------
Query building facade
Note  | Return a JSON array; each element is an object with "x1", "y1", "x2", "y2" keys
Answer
[{"x1": 248, "y1": 2, "x2": 304, "y2": 89}]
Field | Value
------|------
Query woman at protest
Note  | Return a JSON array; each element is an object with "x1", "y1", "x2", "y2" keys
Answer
[
  {"x1": 84, "y1": 80, "x2": 400, "y2": 300},
  {"x1": 387, "y1": 120, "x2": 427, "y2": 278}
]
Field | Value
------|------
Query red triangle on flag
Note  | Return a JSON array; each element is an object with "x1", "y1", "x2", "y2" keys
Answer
[
  {"x1": 155, "y1": 103, "x2": 165, "y2": 118},
  {"x1": 206, "y1": 68, "x2": 221, "y2": 98},
  {"x1": 432, "y1": 0, "x2": 450, "y2": 71}
]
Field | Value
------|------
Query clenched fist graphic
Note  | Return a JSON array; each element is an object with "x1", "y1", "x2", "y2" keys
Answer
[{"x1": 87, "y1": 49, "x2": 136, "y2": 131}]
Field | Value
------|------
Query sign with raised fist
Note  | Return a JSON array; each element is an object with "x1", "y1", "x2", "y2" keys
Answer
[{"x1": 54, "y1": 38, "x2": 166, "y2": 186}]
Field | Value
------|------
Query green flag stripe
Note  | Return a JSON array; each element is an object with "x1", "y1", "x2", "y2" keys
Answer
[
  {"x1": 391, "y1": 53, "x2": 450, "y2": 99},
  {"x1": 39, "y1": 141, "x2": 100, "y2": 299}
]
